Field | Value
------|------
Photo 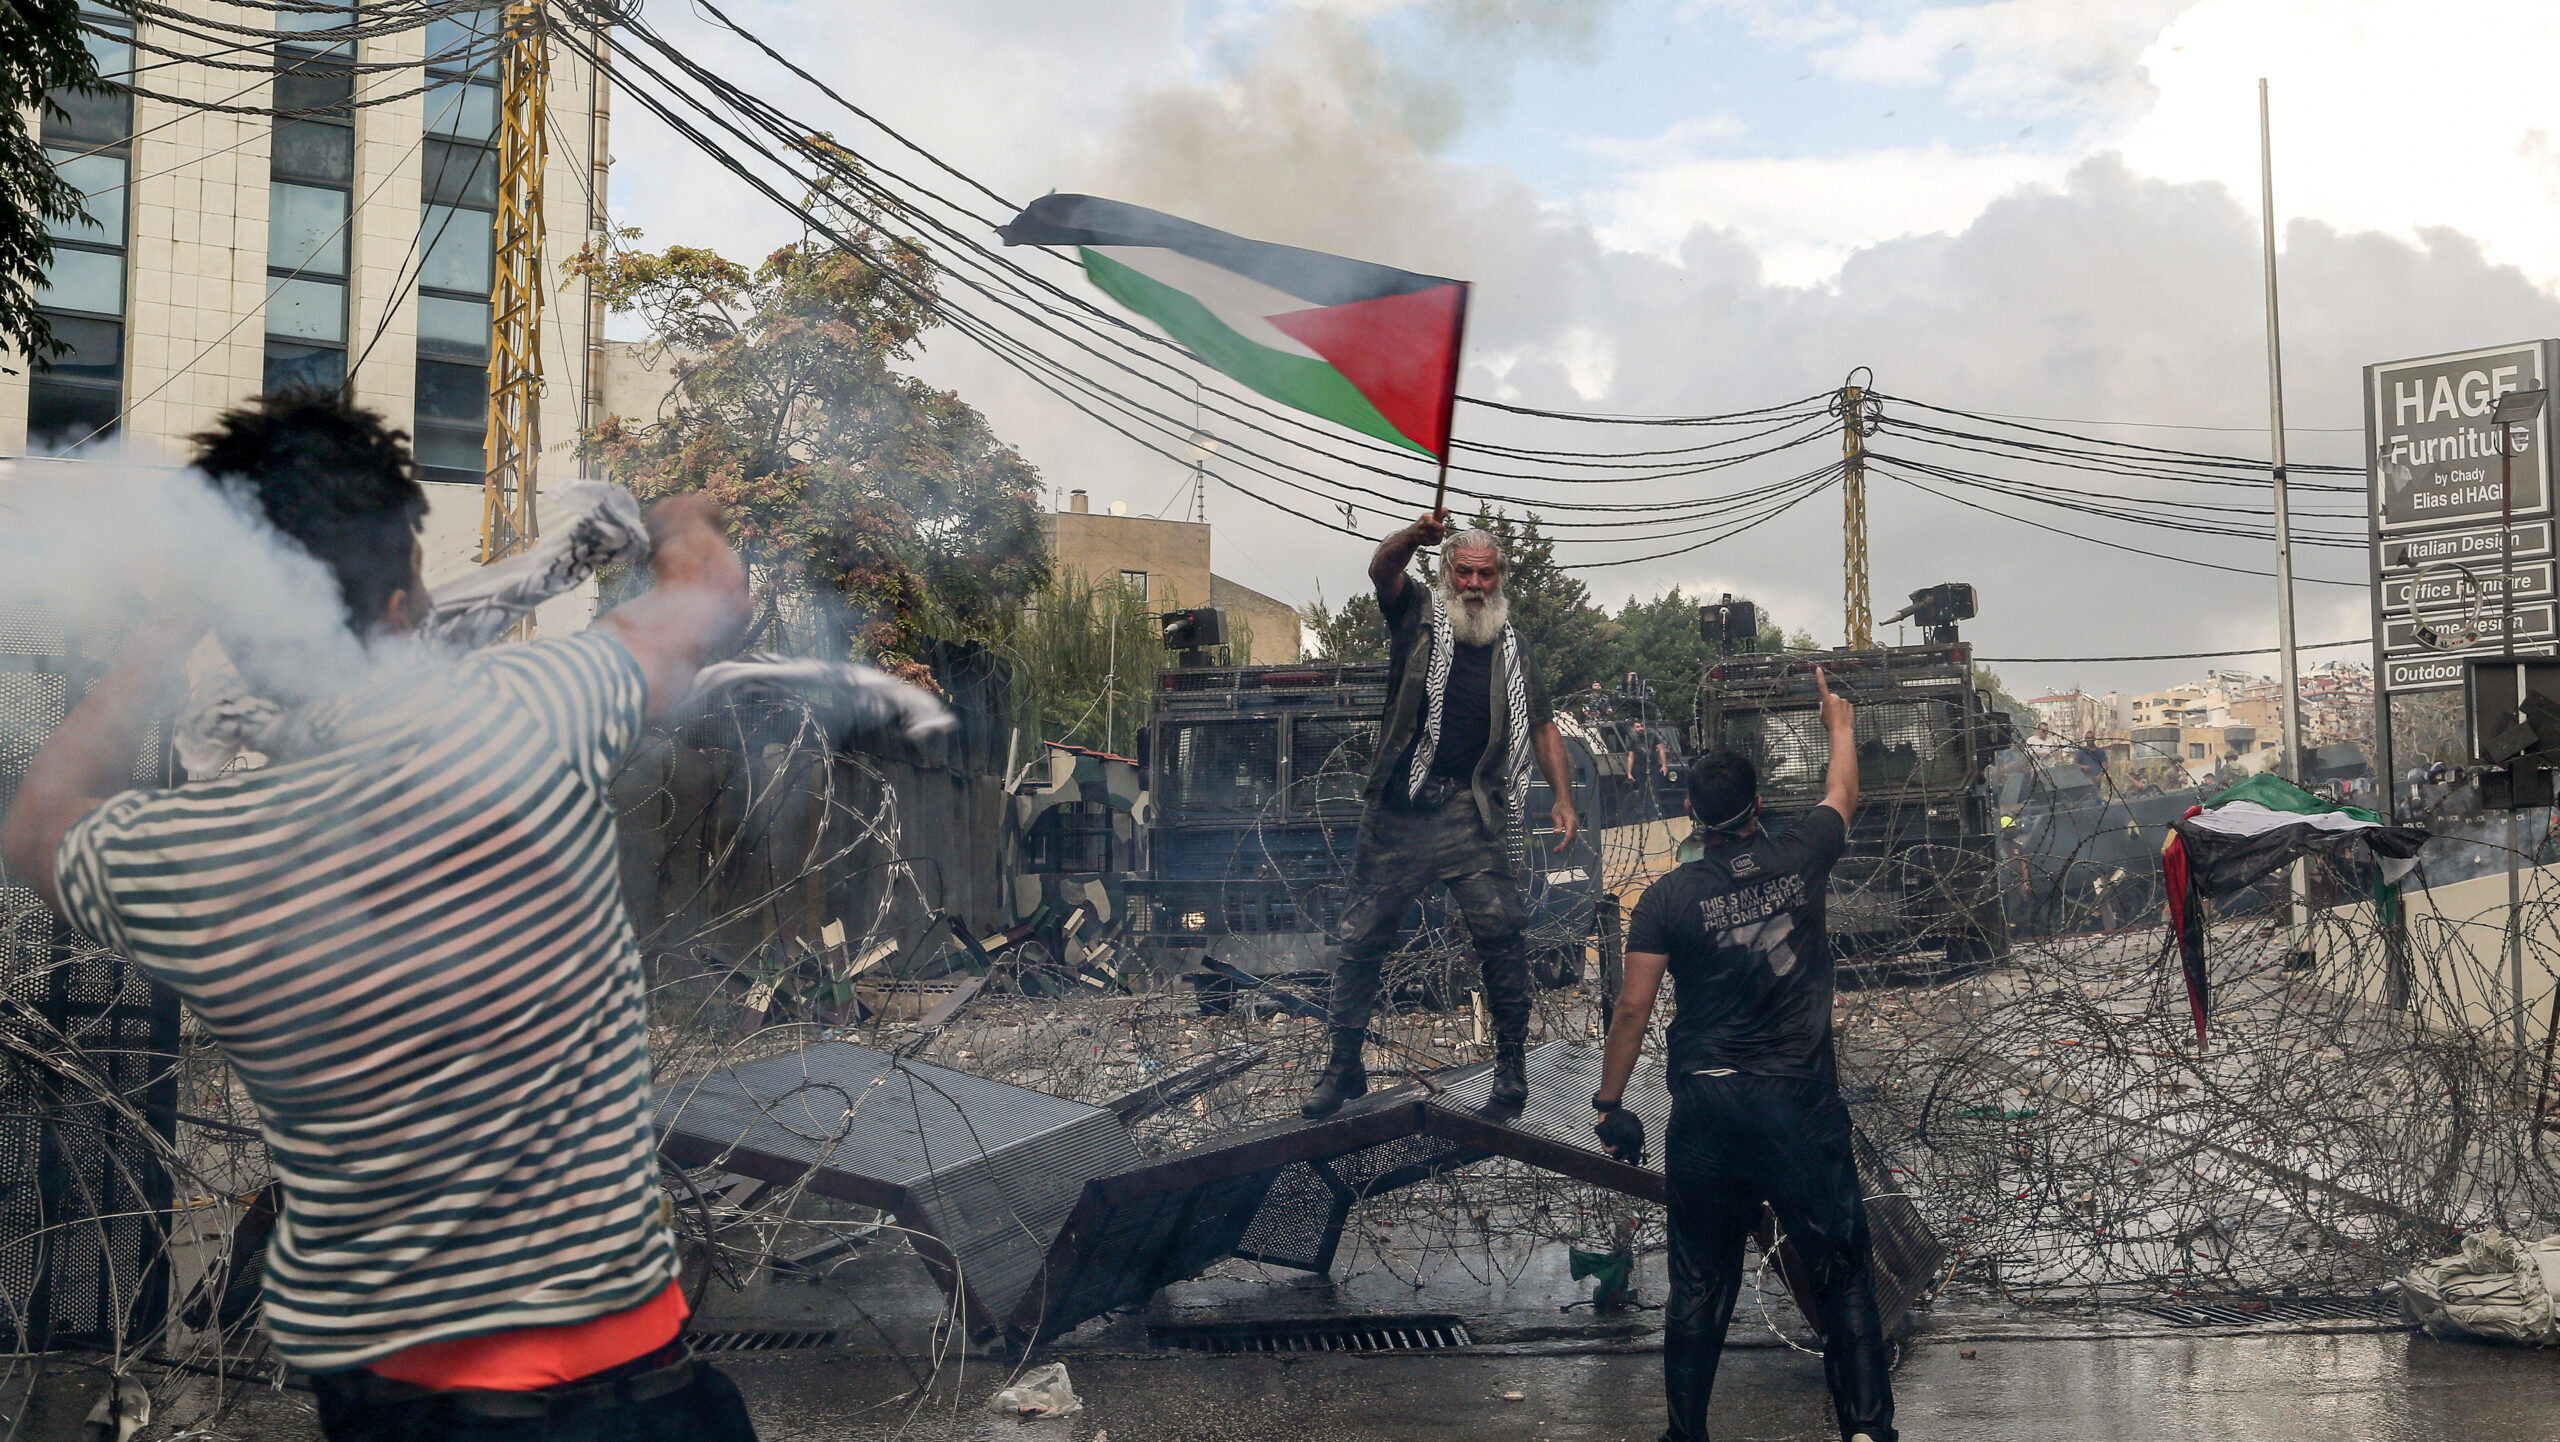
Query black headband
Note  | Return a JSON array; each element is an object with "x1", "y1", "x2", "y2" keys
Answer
[{"x1": 1699, "y1": 794, "x2": 1756, "y2": 834}]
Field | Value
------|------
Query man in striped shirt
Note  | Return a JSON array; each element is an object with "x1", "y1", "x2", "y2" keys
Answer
[{"x1": 2, "y1": 394, "x2": 757, "y2": 1440}]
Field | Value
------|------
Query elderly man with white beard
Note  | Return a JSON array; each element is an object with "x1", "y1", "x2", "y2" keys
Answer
[{"x1": 1303, "y1": 510, "x2": 1581, "y2": 1119}]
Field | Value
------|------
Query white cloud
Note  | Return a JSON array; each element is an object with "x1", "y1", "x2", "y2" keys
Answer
[
  {"x1": 1693, "y1": 0, "x2": 2192, "y2": 115},
  {"x1": 1586, "y1": 141, "x2": 2068, "y2": 286},
  {"x1": 2120, "y1": 0, "x2": 2560, "y2": 290},
  {"x1": 604, "y1": 0, "x2": 2560, "y2": 689},
  {"x1": 1809, "y1": 0, "x2": 2192, "y2": 115}
]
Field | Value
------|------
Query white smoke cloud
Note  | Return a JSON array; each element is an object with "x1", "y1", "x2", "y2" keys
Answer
[
  {"x1": 607, "y1": 0, "x2": 2560, "y2": 695},
  {"x1": 0, "y1": 453, "x2": 370, "y2": 705}
]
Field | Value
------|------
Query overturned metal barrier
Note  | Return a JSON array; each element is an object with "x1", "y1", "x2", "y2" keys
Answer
[
  {"x1": 654, "y1": 1044, "x2": 1144, "y2": 1329},
  {"x1": 1013, "y1": 1041, "x2": 1941, "y2": 1342},
  {"x1": 658, "y1": 1039, "x2": 1944, "y2": 1346}
]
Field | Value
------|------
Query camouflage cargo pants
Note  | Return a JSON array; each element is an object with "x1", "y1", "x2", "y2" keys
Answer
[{"x1": 1323, "y1": 782, "x2": 1531, "y2": 1039}]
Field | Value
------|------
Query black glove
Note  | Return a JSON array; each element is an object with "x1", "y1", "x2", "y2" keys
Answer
[{"x1": 1593, "y1": 1104, "x2": 1646, "y2": 1166}]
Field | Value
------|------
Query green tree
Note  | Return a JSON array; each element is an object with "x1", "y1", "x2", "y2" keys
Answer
[
  {"x1": 1598, "y1": 585, "x2": 1788, "y2": 720},
  {"x1": 576, "y1": 214, "x2": 1047, "y2": 680},
  {"x1": 1423, "y1": 506, "x2": 1615, "y2": 695},
  {"x1": 1001, "y1": 570, "x2": 1250, "y2": 756},
  {"x1": 1973, "y1": 665, "x2": 2032, "y2": 728},
  {"x1": 1303, "y1": 587, "x2": 1386, "y2": 664},
  {"x1": 1004, "y1": 570, "x2": 1164, "y2": 758},
  {"x1": 0, "y1": 0, "x2": 101, "y2": 362}
]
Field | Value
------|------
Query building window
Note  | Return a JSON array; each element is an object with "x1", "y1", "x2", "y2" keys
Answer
[
  {"x1": 1120, "y1": 569, "x2": 1148, "y2": 600},
  {"x1": 413, "y1": 6, "x2": 500, "y2": 485},
  {"x1": 265, "y1": 2, "x2": 357, "y2": 396},
  {"x1": 2188, "y1": 743, "x2": 2206, "y2": 760},
  {"x1": 28, "y1": 2, "x2": 132, "y2": 454}
]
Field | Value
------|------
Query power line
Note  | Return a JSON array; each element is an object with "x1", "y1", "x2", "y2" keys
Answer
[{"x1": 1978, "y1": 639, "x2": 2372, "y2": 663}]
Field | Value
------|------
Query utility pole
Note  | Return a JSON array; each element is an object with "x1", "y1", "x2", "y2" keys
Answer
[
  {"x1": 1836, "y1": 370, "x2": 1877, "y2": 649},
  {"x1": 2258, "y1": 79, "x2": 2310, "y2": 944},
  {"x1": 482, "y1": 0, "x2": 548, "y2": 573},
  {"x1": 2257, "y1": 81, "x2": 2304, "y2": 785}
]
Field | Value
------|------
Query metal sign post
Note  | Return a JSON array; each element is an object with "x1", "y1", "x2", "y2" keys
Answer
[
  {"x1": 2367, "y1": 341, "x2": 2560, "y2": 776},
  {"x1": 2494, "y1": 385, "x2": 2551, "y2": 1054},
  {"x1": 2367, "y1": 341, "x2": 2560, "y2": 1015}
]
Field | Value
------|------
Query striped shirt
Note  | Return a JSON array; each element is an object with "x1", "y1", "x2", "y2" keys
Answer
[{"x1": 55, "y1": 631, "x2": 675, "y2": 1372}]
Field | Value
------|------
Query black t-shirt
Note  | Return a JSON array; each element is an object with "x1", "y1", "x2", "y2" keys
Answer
[
  {"x1": 1625, "y1": 807, "x2": 1849, "y2": 1082},
  {"x1": 1375, "y1": 578, "x2": 1551, "y2": 785},
  {"x1": 1429, "y1": 641, "x2": 1496, "y2": 777}
]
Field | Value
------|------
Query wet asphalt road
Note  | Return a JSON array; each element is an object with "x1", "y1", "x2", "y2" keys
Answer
[
  {"x1": 210, "y1": 1328, "x2": 2560, "y2": 1441},
  {"x1": 721, "y1": 1331, "x2": 2560, "y2": 1442}
]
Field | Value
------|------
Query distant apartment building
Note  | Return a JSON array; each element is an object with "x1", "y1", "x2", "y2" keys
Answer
[
  {"x1": 2027, "y1": 690, "x2": 2108, "y2": 740},
  {"x1": 2300, "y1": 659, "x2": 2376, "y2": 750},
  {"x1": 2127, "y1": 684, "x2": 2211, "y2": 730},
  {"x1": 1042, "y1": 490, "x2": 1300, "y2": 663},
  {"x1": 3, "y1": 2, "x2": 611, "y2": 603}
]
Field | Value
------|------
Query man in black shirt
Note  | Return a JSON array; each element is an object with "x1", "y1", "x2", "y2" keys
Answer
[
  {"x1": 1590, "y1": 669, "x2": 1895, "y2": 1442},
  {"x1": 1303, "y1": 509, "x2": 1580, "y2": 1119}
]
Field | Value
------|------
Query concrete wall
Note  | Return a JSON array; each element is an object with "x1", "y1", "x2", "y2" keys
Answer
[
  {"x1": 1043, "y1": 510, "x2": 1212, "y2": 609},
  {"x1": 599, "y1": 337, "x2": 682, "y2": 426},
  {"x1": 2333, "y1": 859, "x2": 2560, "y2": 1049},
  {"x1": 1209, "y1": 573, "x2": 1301, "y2": 664},
  {"x1": 1039, "y1": 509, "x2": 1302, "y2": 662}
]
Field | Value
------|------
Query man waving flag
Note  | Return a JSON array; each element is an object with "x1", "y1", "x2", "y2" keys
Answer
[{"x1": 999, "y1": 194, "x2": 1469, "y2": 461}]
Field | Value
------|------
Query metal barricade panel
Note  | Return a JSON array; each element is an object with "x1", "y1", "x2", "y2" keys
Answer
[{"x1": 0, "y1": 617, "x2": 179, "y2": 1353}]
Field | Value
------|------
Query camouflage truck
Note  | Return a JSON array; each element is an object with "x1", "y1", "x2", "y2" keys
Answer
[{"x1": 1124, "y1": 661, "x2": 1608, "y2": 1010}]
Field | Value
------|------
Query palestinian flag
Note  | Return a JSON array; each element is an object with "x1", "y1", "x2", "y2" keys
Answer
[
  {"x1": 2160, "y1": 773, "x2": 2427, "y2": 1044},
  {"x1": 999, "y1": 194, "x2": 1468, "y2": 457}
]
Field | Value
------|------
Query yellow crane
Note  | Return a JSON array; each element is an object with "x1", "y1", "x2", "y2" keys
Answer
[{"x1": 480, "y1": 0, "x2": 547, "y2": 570}]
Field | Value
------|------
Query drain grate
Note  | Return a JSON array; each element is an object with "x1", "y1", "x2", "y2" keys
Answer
[
  {"x1": 689, "y1": 1327, "x2": 845, "y2": 1354},
  {"x1": 1148, "y1": 1315, "x2": 1472, "y2": 1354},
  {"x1": 2132, "y1": 1297, "x2": 2401, "y2": 1328}
]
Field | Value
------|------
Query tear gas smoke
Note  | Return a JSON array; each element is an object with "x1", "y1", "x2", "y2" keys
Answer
[{"x1": 0, "y1": 450, "x2": 370, "y2": 703}]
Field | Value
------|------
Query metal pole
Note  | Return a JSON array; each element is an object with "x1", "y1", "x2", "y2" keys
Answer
[
  {"x1": 2505, "y1": 428, "x2": 2526, "y2": 1053},
  {"x1": 2258, "y1": 80, "x2": 2309, "y2": 934},
  {"x1": 1842, "y1": 380, "x2": 1873, "y2": 649}
]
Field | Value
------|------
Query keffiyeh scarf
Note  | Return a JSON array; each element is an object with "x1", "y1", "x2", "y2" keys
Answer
[{"x1": 1405, "y1": 589, "x2": 1533, "y2": 816}]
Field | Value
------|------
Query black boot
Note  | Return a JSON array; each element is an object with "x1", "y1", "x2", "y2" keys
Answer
[
  {"x1": 1302, "y1": 1028, "x2": 1369, "y2": 1118},
  {"x1": 1485, "y1": 1036, "x2": 1527, "y2": 1116}
]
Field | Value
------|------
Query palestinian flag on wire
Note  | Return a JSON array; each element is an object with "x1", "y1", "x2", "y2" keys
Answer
[
  {"x1": 999, "y1": 194, "x2": 1469, "y2": 458},
  {"x1": 2160, "y1": 772, "x2": 2427, "y2": 1045}
]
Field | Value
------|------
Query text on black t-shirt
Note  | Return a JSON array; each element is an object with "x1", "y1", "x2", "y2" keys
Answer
[{"x1": 1623, "y1": 807, "x2": 1849, "y2": 1083}]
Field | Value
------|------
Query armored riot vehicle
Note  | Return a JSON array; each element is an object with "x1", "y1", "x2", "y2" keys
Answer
[
  {"x1": 1124, "y1": 659, "x2": 1610, "y2": 1010},
  {"x1": 1694, "y1": 590, "x2": 2010, "y2": 969}
]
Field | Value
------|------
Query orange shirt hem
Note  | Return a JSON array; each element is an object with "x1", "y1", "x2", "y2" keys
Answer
[{"x1": 364, "y1": 1281, "x2": 688, "y2": 1391}]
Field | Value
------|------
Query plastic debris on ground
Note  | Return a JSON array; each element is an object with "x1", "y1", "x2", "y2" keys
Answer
[{"x1": 989, "y1": 1361, "x2": 1084, "y2": 1417}]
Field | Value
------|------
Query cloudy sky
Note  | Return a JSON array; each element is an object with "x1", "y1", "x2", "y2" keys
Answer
[{"x1": 604, "y1": 0, "x2": 2560, "y2": 694}]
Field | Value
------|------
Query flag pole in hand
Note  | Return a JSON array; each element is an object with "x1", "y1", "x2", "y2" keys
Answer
[{"x1": 1431, "y1": 281, "x2": 1472, "y2": 517}]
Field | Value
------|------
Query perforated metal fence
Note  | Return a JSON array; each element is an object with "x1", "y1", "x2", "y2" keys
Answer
[{"x1": 0, "y1": 604, "x2": 180, "y2": 1354}]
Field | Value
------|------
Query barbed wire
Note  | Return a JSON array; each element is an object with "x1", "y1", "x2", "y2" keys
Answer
[{"x1": 13, "y1": 678, "x2": 2560, "y2": 1433}]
